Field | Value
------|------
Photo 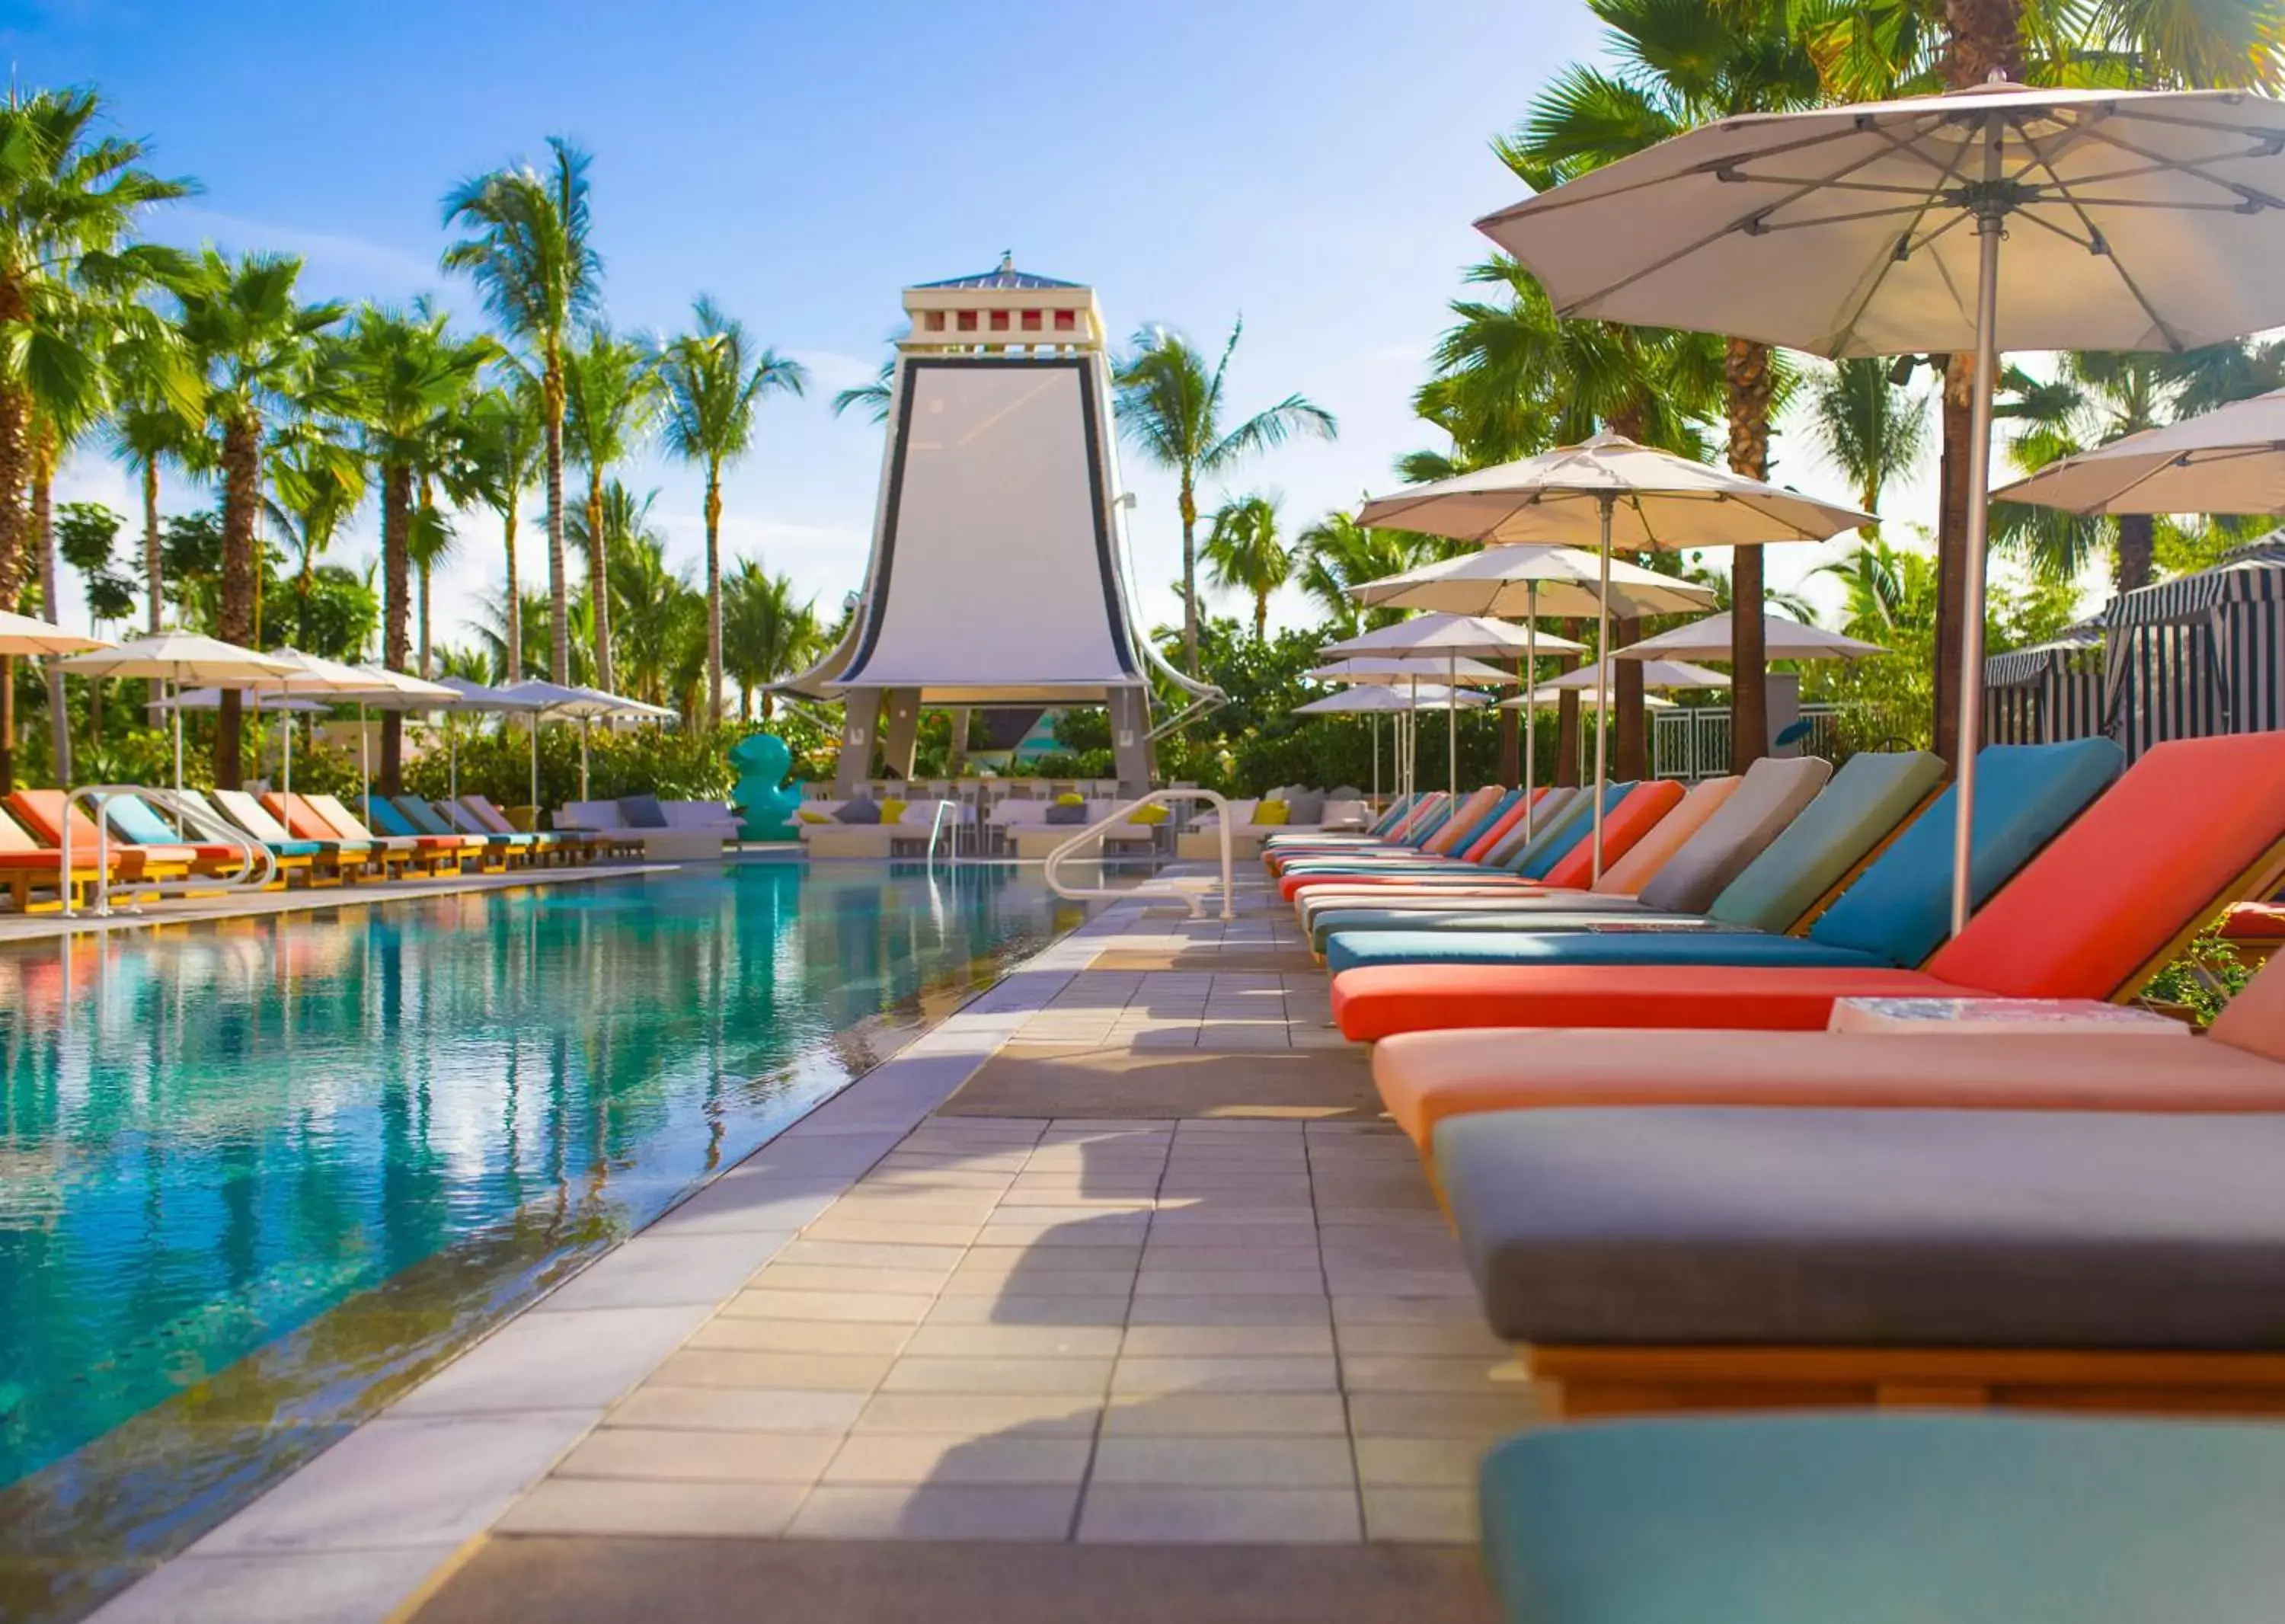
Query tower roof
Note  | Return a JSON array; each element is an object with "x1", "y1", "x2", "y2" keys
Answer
[{"x1": 912, "y1": 252, "x2": 1083, "y2": 292}]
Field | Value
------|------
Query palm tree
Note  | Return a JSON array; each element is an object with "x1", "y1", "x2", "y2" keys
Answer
[
  {"x1": 651, "y1": 296, "x2": 807, "y2": 726},
  {"x1": 1500, "y1": 0, "x2": 1820, "y2": 769},
  {"x1": 264, "y1": 432, "x2": 366, "y2": 649},
  {"x1": 1807, "y1": 358, "x2": 1930, "y2": 535},
  {"x1": 1293, "y1": 510, "x2": 1437, "y2": 640},
  {"x1": 1201, "y1": 493, "x2": 1291, "y2": 638},
  {"x1": 561, "y1": 327, "x2": 654, "y2": 692},
  {"x1": 174, "y1": 250, "x2": 344, "y2": 785},
  {"x1": 1112, "y1": 320, "x2": 1336, "y2": 673},
  {"x1": 111, "y1": 358, "x2": 209, "y2": 635},
  {"x1": 596, "y1": 488, "x2": 699, "y2": 708},
  {"x1": 441, "y1": 137, "x2": 602, "y2": 686},
  {"x1": 722, "y1": 558, "x2": 819, "y2": 721},
  {"x1": 336, "y1": 301, "x2": 491, "y2": 787},
  {"x1": 1993, "y1": 353, "x2": 2175, "y2": 591},
  {"x1": 830, "y1": 360, "x2": 894, "y2": 424},
  {"x1": 459, "y1": 379, "x2": 544, "y2": 680},
  {"x1": 407, "y1": 487, "x2": 459, "y2": 678}
]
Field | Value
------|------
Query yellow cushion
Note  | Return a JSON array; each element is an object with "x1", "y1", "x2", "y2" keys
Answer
[
  {"x1": 879, "y1": 798, "x2": 907, "y2": 823},
  {"x1": 1128, "y1": 804, "x2": 1169, "y2": 825},
  {"x1": 1254, "y1": 801, "x2": 1290, "y2": 826},
  {"x1": 1056, "y1": 792, "x2": 1085, "y2": 805},
  {"x1": 799, "y1": 810, "x2": 830, "y2": 825}
]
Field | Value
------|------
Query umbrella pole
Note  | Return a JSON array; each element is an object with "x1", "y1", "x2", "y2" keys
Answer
[
  {"x1": 1371, "y1": 713, "x2": 1379, "y2": 807},
  {"x1": 358, "y1": 702, "x2": 369, "y2": 826},
  {"x1": 1591, "y1": 496, "x2": 1613, "y2": 881},
  {"x1": 171, "y1": 683, "x2": 183, "y2": 792},
  {"x1": 1523, "y1": 584, "x2": 1538, "y2": 839},
  {"x1": 1446, "y1": 652, "x2": 1458, "y2": 802},
  {"x1": 580, "y1": 718, "x2": 590, "y2": 801},
  {"x1": 1949, "y1": 117, "x2": 2005, "y2": 940},
  {"x1": 281, "y1": 702, "x2": 292, "y2": 798},
  {"x1": 449, "y1": 718, "x2": 459, "y2": 807},
  {"x1": 529, "y1": 718, "x2": 538, "y2": 814}
]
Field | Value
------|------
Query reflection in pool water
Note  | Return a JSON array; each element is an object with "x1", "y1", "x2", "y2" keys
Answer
[{"x1": 0, "y1": 861, "x2": 1079, "y2": 1618}]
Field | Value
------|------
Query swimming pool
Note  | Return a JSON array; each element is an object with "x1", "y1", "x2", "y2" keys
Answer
[{"x1": 0, "y1": 862, "x2": 1081, "y2": 1616}]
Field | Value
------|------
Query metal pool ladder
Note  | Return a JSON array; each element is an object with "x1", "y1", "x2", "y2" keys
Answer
[
  {"x1": 61, "y1": 785, "x2": 279, "y2": 918},
  {"x1": 1043, "y1": 788, "x2": 1235, "y2": 921}
]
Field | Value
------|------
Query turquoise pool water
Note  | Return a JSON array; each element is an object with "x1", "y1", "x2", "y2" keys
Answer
[{"x1": 0, "y1": 862, "x2": 1077, "y2": 1607}]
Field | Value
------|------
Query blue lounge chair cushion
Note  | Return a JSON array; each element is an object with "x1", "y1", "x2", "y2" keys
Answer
[
  {"x1": 103, "y1": 794, "x2": 184, "y2": 846},
  {"x1": 365, "y1": 797, "x2": 420, "y2": 838},
  {"x1": 1479, "y1": 1414, "x2": 2285, "y2": 1624},
  {"x1": 1325, "y1": 928, "x2": 1887, "y2": 974},
  {"x1": 1436, "y1": 1106, "x2": 2285, "y2": 1348}
]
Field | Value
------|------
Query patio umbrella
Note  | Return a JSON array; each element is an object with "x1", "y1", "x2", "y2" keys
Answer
[
  {"x1": 336, "y1": 666, "x2": 462, "y2": 822},
  {"x1": 1617, "y1": 609, "x2": 1887, "y2": 663},
  {"x1": 1473, "y1": 78, "x2": 2285, "y2": 932},
  {"x1": 1357, "y1": 434, "x2": 1868, "y2": 875},
  {"x1": 1295, "y1": 683, "x2": 1491, "y2": 806},
  {"x1": 1327, "y1": 613, "x2": 1555, "y2": 805},
  {"x1": 497, "y1": 680, "x2": 637, "y2": 802},
  {"x1": 243, "y1": 649, "x2": 387, "y2": 798},
  {"x1": 0, "y1": 610, "x2": 110, "y2": 657},
  {"x1": 432, "y1": 676, "x2": 551, "y2": 810},
  {"x1": 158, "y1": 689, "x2": 330, "y2": 712},
  {"x1": 58, "y1": 634, "x2": 298, "y2": 789},
  {"x1": 1993, "y1": 386, "x2": 2285, "y2": 516},
  {"x1": 1541, "y1": 656, "x2": 1732, "y2": 692}
]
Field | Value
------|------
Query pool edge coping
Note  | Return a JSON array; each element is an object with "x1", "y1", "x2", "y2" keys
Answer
[{"x1": 79, "y1": 894, "x2": 1140, "y2": 1624}]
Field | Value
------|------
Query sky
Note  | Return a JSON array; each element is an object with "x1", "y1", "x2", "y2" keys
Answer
[{"x1": 7, "y1": 0, "x2": 1949, "y2": 651}]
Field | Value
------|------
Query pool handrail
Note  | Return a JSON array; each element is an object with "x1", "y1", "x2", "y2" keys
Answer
[
  {"x1": 1043, "y1": 788, "x2": 1235, "y2": 921},
  {"x1": 62, "y1": 785, "x2": 277, "y2": 918}
]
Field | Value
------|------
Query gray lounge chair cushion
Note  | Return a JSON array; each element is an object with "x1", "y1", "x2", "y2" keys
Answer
[
  {"x1": 1635, "y1": 754, "x2": 1832, "y2": 915},
  {"x1": 1043, "y1": 802, "x2": 1088, "y2": 826},
  {"x1": 618, "y1": 793, "x2": 670, "y2": 829},
  {"x1": 833, "y1": 797, "x2": 883, "y2": 825},
  {"x1": 1328, "y1": 785, "x2": 1363, "y2": 801},
  {"x1": 1283, "y1": 788, "x2": 1326, "y2": 825},
  {"x1": 1437, "y1": 1106, "x2": 2285, "y2": 1351}
]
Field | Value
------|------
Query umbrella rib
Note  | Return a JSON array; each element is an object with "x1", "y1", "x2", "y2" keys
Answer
[
  {"x1": 2066, "y1": 121, "x2": 2285, "y2": 212},
  {"x1": 1821, "y1": 126, "x2": 1983, "y2": 354},
  {"x1": 1732, "y1": 201, "x2": 1938, "y2": 234},
  {"x1": 2011, "y1": 119, "x2": 2196, "y2": 351}
]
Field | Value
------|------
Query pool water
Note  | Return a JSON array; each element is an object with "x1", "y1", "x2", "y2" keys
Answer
[{"x1": 0, "y1": 862, "x2": 1077, "y2": 1589}]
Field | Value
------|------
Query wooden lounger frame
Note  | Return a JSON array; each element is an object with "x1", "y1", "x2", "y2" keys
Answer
[{"x1": 1529, "y1": 1344, "x2": 2285, "y2": 1419}]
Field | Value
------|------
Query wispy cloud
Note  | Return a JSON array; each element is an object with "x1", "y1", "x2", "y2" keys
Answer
[
  {"x1": 789, "y1": 349, "x2": 882, "y2": 395},
  {"x1": 156, "y1": 207, "x2": 438, "y2": 293}
]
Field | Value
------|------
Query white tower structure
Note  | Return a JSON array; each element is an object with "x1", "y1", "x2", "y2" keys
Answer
[{"x1": 788, "y1": 258, "x2": 1217, "y2": 794}]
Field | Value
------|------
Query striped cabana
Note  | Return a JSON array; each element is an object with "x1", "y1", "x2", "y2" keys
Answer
[
  {"x1": 1983, "y1": 622, "x2": 2107, "y2": 746},
  {"x1": 2102, "y1": 536, "x2": 2285, "y2": 759}
]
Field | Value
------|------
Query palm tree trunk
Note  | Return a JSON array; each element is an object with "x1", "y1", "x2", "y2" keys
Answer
[
  {"x1": 1553, "y1": 628, "x2": 1584, "y2": 787},
  {"x1": 705, "y1": 462, "x2": 724, "y2": 728},
  {"x1": 1724, "y1": 338, "x2": 1774, "y2": 769},
  {"x1": 0, "y1": 658, "x2": 12, "y2": 796},
  {"x1": 1613, "y1": 617, "x2": 1646, "y2": 779},
  {"x1": 2115, "y1": 514, "x2": 2156, "y2": 594},
  {"x1": 34, "y1": 446, "x2": 68, "y2": 785},
  {"x1": 1496, "y1": 657, "x2": 1522, "y2": 788},
  {"x1": 1180, "y1": 475, "x2": 1200, "y2": 675},
  {"x1": 0, "y1": 384, "x2": 30, "y2": 614},
  {"x1": 586, "y1": 470, "x2": 615, "y2": 692},
  {"x1": 1254, "y1": 590, "x2": 1268, "y2": 641},
  {"x1": 142, "y1": 460, "x2": 164, "y2": 634},
  {"x1": 502, "y1": 504, "x2": 522, "y2": 683},
  {"x1": 216, "y1": 412, "x2": 263, "y2": 790},
  {"x1": 545, "y1": 347, "x2": 570, "y2": 686},
  {"x1": 419, "y1": 563, "x2": 433, "y2": 679},
  {"x1": 379, "y1": 462, "x2": 412, "y2": 794},
  {"x1": 1932, "y1": 0, "x2": 2025, "y2": 767}
]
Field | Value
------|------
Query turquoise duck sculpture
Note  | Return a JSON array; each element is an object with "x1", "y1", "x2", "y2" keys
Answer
[{"x1": 730, "y1": 733, "x2": 804, "y2": 841}]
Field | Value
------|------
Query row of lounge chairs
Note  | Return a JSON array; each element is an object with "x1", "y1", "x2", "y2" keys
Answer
[
  {"x1": 0, "y1": 789, "x2": 641, "y2": 911},
  {"x1": 1265, "y1": 734, "x2": 2285, "y2": 1620}
]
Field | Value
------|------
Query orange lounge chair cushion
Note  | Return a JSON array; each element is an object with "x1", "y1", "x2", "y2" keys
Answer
[
  {"x1": 1455, "y1": 791, "x2": 1547, "y2": 865},
  {"x1": 2224, "y1": 901, "x2": 2285, "y2": 941},
  {"x1": 1532, "y1": 780, "x2": 1685, "y2": 891},
  {"x1": 5, "y1": 790, "x2": 196, "y2": 874},
  {"x1": 1333, "y1": 963, "x2": 1947, "y2": 1043},
  {"x1": 1420, "y1": 787, "x2": 1504, "y2": 855},
  {"x1": 1372, "y1": 1024, "x2": 2285, "y2": 1154}
]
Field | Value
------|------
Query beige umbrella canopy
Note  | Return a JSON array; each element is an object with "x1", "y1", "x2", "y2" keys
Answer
[
  {"x1": 59, "y1": 634, "x2": 299, "y2": 789},
  {"x1": 1358, "y1": 433, "x2": 1868, "y2": 875},
  {"x1": 1507, "y1": 689, "x2": 1677, "y2": 711},
  {"x1": 1295, "y1": 683, "x2": 1490, "y2": 807},
  {"x1": 1993, "y1": 388, "x2": 2285, "y2": 516},
  {"x1": 1351, "y1": 544, "x2": 1715, "y2": 618},
  {"x1": 1542, "y1": 657, "x2": 1731, "y2": 692},
  {"x1": 1619, "y1": 609, "x2": 1886, "y2": 663},
  {"x1": 1305, "y1": 655, "x2": 1532, "y2": 684},
  {"x1": 0, "y1": 610, "x2": 109, "y2": 657},
  {"x1": 1472, "y1": 78, "x2": 2285, "y2": 935}
]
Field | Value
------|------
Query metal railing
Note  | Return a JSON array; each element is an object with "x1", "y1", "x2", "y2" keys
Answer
[
  {"x1": 62, "y1": 785, "x2": 278, "y2": 918},
  {"x1": 1651, "y1": 705, "x2": 1845, "y2": 782},
  {"x1": 1043, "y1": 788, "x2": 1235, "y2": 921}
]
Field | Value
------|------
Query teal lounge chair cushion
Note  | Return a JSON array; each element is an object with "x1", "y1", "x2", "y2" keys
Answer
[
  {"x1": 1511, "y1": 784, "x2": 1632, "y2": 880},
  {"x1": 365, "y1": 796, "x2": 421, "y2": 838},
  {"x1": 1801, "y1": 737, "x2": 2121, "y2": 967},
  {"x1": 103, "y1": 793, "x2": 186, "y2": 846},
  {"x1": 1479, "y1": 1415, "x2": 2285, "y2": 1624},
  {"x1": 1326, "y1": 927, "x2": 1886, "y2": 973},
  {"x1": 1702, "y1": 749, "x2": 1947, "y2": 931}
]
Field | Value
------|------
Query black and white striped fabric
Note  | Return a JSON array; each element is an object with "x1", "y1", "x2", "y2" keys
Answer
[
  {"x1": 2103, "y1": 536, "x2": 2285, "y2": 759},
  {"x1": 1983, "y1": 625, "x2": 2107, "y2": 746}
]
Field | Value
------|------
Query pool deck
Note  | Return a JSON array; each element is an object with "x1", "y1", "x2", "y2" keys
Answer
[{"x1": 83, "y1": 867, "x2": 1515, "y2": 1624}]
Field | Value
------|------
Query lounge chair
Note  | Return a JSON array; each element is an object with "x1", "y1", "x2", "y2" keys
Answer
[
  {"x1": 1289, "y1": 754, "x2": 1819, "y2": 919},
  {"x1": 561, "y1": 796, "x2": 734, "y2": 861},
  {"x1": 1334, "y1": 732, "x2": 2285, "y2": 1041},
  {"x1": 5, "y1": 789, "x2": 200, "y2": 896},
  {"x1": 96, "y1": 790, "x2": 267, "y2": 881},
  {"x1": 1478, "y1": 1414, "x2": 2285, "y2": 1623},
  {"x1": 209, "y1": 789, "x2": 372, "y2": 885},
  {"x1": 1267, "y1": 787, "x2": 1503, "y2": 874},
  {"x1": 1379, "y1": 942, "x2": 2285, "y2": 1172},
  {"x1": 364, "y1": 795, "x2": 497, "y2": 871},
  {"x1": 299, "y1": 793, "x2": 466, "y2": 878},
  {"x1": 461, "y1": 794, "x2": 605, "y2": 864},
  {"x1": 1274, "y1": 786, "x2": 1562, "y2": 888},
  {"x1": 265, "y1": 792, "x2": 420, "y2": 880},
  {"x1": 0, "y1": 801, "x2": 137, "y2": 910},
  {"x1": 1440, "y1": 1104, "x2": 2285, "y2": 1418},
  {"x1": 388, "y1": 794, "x2": 522, "y2": 871},
  {"x1": 437, "y1": 798, "x2": 564, "y2": 865}
]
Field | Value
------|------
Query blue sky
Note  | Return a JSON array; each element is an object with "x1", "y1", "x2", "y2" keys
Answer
[{"x1": 10, "y1": 0, "x2": 1913, "y2": 646}]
